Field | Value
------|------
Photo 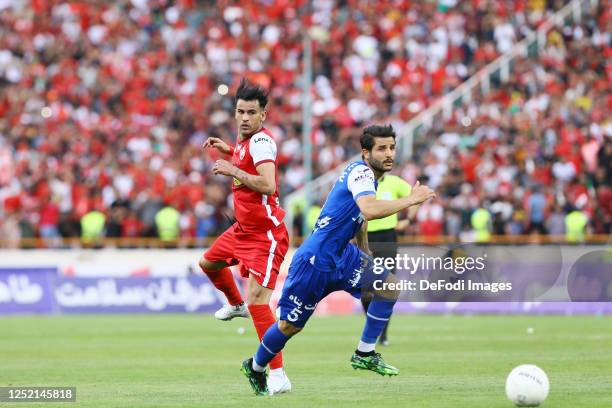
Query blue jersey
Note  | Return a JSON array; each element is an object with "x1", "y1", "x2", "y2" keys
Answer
[{"x1": 296, "y1": 161, "x2": 377, "y2": 270}]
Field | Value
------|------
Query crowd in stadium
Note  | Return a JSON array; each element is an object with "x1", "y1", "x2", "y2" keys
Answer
[{"x1": 0, "y1": 0, "x2": 609, "y2": 245}]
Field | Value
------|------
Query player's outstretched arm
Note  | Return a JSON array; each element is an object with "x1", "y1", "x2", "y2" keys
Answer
[{"x1": 356, "y1": 181, "x2": 435, "y2": 221}]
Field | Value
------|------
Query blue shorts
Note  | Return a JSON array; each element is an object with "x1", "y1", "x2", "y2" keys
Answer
[{"x1": 277, "y1": 244, "x2": 390, "y2": 328}]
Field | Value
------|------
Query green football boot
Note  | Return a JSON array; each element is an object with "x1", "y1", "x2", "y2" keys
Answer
[
  {"x1": 350, "y1": 352, "x2": 399, "y2": 376},
  {"x1": 241, "y1": 358, "x2": 268, "y2": 396}
]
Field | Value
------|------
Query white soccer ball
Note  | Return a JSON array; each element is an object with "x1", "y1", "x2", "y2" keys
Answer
[{"x1": 505, "y1": 364, "x2": 550, "y2": 406}]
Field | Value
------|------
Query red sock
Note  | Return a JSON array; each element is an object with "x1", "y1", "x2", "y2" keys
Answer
[
  {"x1": 200, "y1": 266, "x2": 243, "y2": 306},
  {"x1": 248, "y1": 304, "x2": 283, "y2": 370}
]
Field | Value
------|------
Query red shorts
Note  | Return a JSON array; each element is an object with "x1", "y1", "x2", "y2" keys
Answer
[{"x1": 203, "y1": 222, "x2": 289, "y2": 289}]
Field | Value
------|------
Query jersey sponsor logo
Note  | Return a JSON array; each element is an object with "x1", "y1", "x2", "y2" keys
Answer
[
  {"x1": 353, "y1": 173, "x2": 374, "y2": 184},
  {"x1": 353, "y1": 167, "x2": 374, "y2": 180},
  {"x1": 253, "y1": 136, "x2": 272, "y2": 144}
]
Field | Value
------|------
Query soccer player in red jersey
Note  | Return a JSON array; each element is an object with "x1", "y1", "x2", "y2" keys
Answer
[{"x1": 200, "y1": 79, "x2": 290, "y2": 394}]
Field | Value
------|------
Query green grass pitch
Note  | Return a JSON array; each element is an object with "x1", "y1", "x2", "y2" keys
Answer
[{"x1": 1, "y1": 314, "x2": 611, "y2": 407}]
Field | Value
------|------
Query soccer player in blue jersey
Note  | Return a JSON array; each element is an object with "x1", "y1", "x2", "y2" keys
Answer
[{"x1": 241, "y1": 124, "x2": 436, "y2": 395}]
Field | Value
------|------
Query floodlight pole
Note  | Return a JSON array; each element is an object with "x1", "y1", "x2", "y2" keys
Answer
[{"x1": 301, "y1": 32, "x2": 313, "y2": 237}]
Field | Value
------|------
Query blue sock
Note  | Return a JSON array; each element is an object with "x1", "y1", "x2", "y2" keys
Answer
[
  {"x1": 361, "y1": 299, "x2": 396, "y2": 344},
  {"x1": 254, "y1": 322, "x2": 290, "y2": 368}
]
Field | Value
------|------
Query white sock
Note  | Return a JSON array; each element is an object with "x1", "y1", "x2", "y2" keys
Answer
[
  {"x1": 252, "y1": 358, "x2": 266, "y2": 373},
  {"x1": 270, "y1": 367, "x2": 284, "y2": 376},
  {"x1": 357, "y1": 340, "x2": 376, "y2": 353}
]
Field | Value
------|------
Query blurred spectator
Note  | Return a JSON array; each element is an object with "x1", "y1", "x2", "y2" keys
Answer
[
  {"x1": 444, "y1": 208, "x2": 462, "y2": 238},
  {"x1": 471, "y1": 207, "x2": 492, "y2": 243},
  {"x1": 306, "y1": 203, "x2": 323, "y2": 233},
  {"x1": 80, "y1": 207, "x2": 105, "y2": 245},
  {"x1": 106, "y1": 200, "x2": 129, "y2": 238},
  {"x1": 526, "y1": 185, "x2": 548, "y2": 234},
  {"x1": 122, "y1": 208, "x2": 143, "y2": 238},
  {"x1": 0, "y1": 212, "x2": 20, "y2": 248},
  {"x1": 138, "y1": 190, "x2": 163, "y2": 238},
  {"x1": 417, "y1": 201, "x2": 445, "y2": 237},
  {"x1": 39, "y1": 198, "x2": 61, "y2": 246},
  {"x1": 565, "y1": 206, "x2": 589, "y2": 243},
  {"x1": 195, "y1": 202, "x2": 216, "y2": 239},
  {"x1": 58, "y1": 212, "x2": 80, "y2": 238},
  {"x1": 507, "y1": 210, "x2": 527, "y2": 236},
  {"x1": 546, "y1": 203, "x2": 566, "y2": 236},
  {"x1": 155, "y1": 204, "x2": 180, "y2": 242}
]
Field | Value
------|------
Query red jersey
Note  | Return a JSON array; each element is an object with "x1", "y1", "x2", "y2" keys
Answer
[{"x1": 230, "y1": 127, "x2": 285, "y2": 232}]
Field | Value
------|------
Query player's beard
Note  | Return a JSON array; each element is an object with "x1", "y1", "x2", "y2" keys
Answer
[{"x1": 367, "y1": 156, "x2": 393, "y2": 174}]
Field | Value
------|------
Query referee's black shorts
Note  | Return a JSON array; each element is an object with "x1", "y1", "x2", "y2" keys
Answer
[{"x1": 367, "y1": 228, "x2": 398, "y2": 274}]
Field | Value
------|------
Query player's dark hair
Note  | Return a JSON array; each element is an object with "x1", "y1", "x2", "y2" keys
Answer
[
  {"x1": 235, "y1": 78, "x2": 268, "y2": 109},
  {"x1": 360, "y1": 124, "x2": 396, "y2": 151}
]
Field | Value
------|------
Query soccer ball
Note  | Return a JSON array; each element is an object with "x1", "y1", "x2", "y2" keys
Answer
[{"x1": 505, "y1": 364, "x2": 550, "y2": 406}]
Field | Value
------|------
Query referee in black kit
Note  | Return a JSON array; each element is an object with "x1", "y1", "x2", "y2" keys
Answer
[{"x1": 362, "y1": 173, "x2": 418, "y2": 346}]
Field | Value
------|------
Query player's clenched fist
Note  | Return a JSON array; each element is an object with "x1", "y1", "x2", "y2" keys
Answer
[
  {"x1": 409, "y1": 180, "x2": 436, "y2": 205},
  {"x1": 212, "y1": 159, "x2": 236, "y2": 177},
  {"x1": 203, "y1": 137, "x2": 231, "y2": 154}
]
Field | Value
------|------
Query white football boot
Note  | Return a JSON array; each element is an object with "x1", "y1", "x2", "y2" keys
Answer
[
  {"x1": 214, "y1": 303, "x2": 249, "y2": 321},
  {"x1": 268, "y1": 368, "x2": 292, "y2": 395}
]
